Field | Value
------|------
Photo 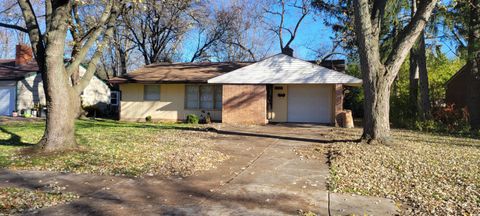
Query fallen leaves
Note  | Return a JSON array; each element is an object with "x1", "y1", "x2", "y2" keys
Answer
[
  {"x1": 0, "y1": 186, "x2": 78, "y2": 214},
  {"x1": 0, "y1": 120, "x2": 228, "y2": 177},
  {"x1": 301, "y1": 128, "x2": 480, "y2": 215}
]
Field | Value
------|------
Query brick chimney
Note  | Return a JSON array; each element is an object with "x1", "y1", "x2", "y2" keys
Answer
[
  {"x1": 281, "y1": 46, "x2": 294, "y2": 57},
  {"x1": 15, "y1": 44, "x2": 33, "y2": 66}
]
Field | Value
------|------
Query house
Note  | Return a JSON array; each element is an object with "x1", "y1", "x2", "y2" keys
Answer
[
  {"x1": 0, "y1": 44, "x2": 112, "y2": 116},
  {"x1": 446, "y1": 65, "x2": 480, "y2": 113},
  {"x1": 109, "y1": 54, "x2": 362, "y2": 124}
]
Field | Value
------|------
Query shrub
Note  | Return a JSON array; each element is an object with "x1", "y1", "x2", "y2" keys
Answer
[
  {"x1": 145, "y1": 115, "x2": 152, "y2": 122},
  {"x1": 431, "y1": 104, "x2": 470, "y2": 133},
  {"x1": 83, "y1": 105, "x2": 102, "y2": 118},
  {"x1": 186, "y1": 114, "x2": 199, "y2": 124}
]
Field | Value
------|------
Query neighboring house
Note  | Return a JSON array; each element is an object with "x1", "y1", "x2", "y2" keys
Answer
[
  {"x1": 110, "y1": 54, "x2": 362, "y2": 125},
  {"x1": 0, "y1": 44, "x2": 111, "y2": 116},
  {"x1": 445, "y1": 65, "x2": 479, "y2": 110}
]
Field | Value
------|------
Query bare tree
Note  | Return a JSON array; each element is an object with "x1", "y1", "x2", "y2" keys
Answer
[
  {"x1": 215, "y1": 2, "x2": 271, "y2": 62},
  {"x1": 190, "y1": 1, "x2": 270, "y2": 62},
  {"x1": 265, "y1": 0, "x2": 310, "y2": 55},
  {"x1": 0, "y1": 0, "x2": 124, "y2": 151},
  {"x1": 123, "y1": 0, "x2": 193, "y2": 65},
  {"x1": 189, "y1": 8, "x2": 232, "y2": 62},
  {"x1": 101, "y1": 20, "x2": 136, "y2": 80},
  {"x1": 353, "y1": 0, "x2": 438, "y2": 143}
]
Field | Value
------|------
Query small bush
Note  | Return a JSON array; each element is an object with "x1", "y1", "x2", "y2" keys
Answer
[
  {"x1": 83, "y1": 105, "x2": 102, "y2": 118},
  {"x1": 186, "y1": 114, "x2": 199, "y2": 124},
  {"x1": 145, "y1": 115, "x2": 152, "y2": 122},
  {"x1": 429, "y1": 104, "x2": 470, "y2": 133}
]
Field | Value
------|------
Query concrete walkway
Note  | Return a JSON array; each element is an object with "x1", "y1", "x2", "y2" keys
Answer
[{"x1": 0, "y1": 124, "x2": 398, "y2": 215}]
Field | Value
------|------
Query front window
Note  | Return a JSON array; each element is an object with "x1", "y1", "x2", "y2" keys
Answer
[
  {"x1": 185, "y1": 84, "x2": 222, "y2": 110},
  {"x1": 110, "y1": 91, "x2": 120, "y2": 106},
  {"x1": 144, "y1": 85, "x2": 160, "y2": 101}
]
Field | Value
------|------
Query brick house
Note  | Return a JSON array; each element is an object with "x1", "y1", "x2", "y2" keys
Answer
[{"x1": 109, "y1": 54, "x2": 362, "y2": 125}]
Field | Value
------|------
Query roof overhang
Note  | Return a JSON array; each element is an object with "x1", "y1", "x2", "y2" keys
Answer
[
  {"x1": 208, "y1": 54, "x2": 362, "y2": 86},
  {"x1": 109, "y1": 79, "x2": 209, "y2": 85}
]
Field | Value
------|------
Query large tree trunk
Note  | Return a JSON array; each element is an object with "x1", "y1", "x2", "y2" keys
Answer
[
  {"x1": 417, "y1": 32, "x2": 431, "y2": 120},
  {"x1": 409, "y1": 31, "x2": 431, "y2": 120},
  {"x1": 119, "y1": 49, "x2": 128, "y2": 76},
  {"x1": 467, "y1": 0, "x2": 480, "y2": 130},
  {"x1": 362, "y1": 70, "x2": 391, "y2": 142},
  {"x1": 353, "y1": 0, "x2": 437, "y2": 143},
  {"x1": 36, "y1": 1, "x2": 77, "y2": 152},
  {"x1": 409, "y1": 49, "x2": 419, "y2": 116},
  {"x1": 38, "y1": 55, "x2": 78, "y2": 151},
  {"x1": 409, "y1": 0, "x2": 419, "y2": 117}
]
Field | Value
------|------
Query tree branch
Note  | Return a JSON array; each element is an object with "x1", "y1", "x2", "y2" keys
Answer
[
  {"x1": 384, "y1": 0, "x2": 438, "y2": 82},
  {"x1": 74, "y1": 2, "x2": 119, "y2": 94},
  {"x1": 370, "y1": 0, "x2": 387, "y2": 38},
  {"x1": 66, "y1": 1, "x2": 114, "y2": 76},
  {"x1": 0, "y1": 22, "x2": 28, "y2": 32},
  {"x1": 284, "y1": 11, "x2": 307, "y2": 48},
  {"x1": 17, "y1": 0, "x2": 46, "y2": 71}
]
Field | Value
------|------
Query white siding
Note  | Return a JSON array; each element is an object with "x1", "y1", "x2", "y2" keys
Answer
[{"x1": 16, "y1": 67, "x2": 110, "y2": 111}]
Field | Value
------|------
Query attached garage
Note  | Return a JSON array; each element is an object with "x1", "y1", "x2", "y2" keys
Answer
[
  {"x1": 0, "y1": 82, "x2": 16, "y2": 116},
  {"x1": 208, "y1": 54, "x2": 362, "y2": 125},
  {"x1": 287, "y1": 85, "x2": 332, "y2": 123}
]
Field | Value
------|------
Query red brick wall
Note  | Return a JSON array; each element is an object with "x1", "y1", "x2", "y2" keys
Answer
[
  {"x1": 222, "y1": 85, "x2": 267, "y2": 125},
  {"x1": 334, "y1": 84, "x2": 344, "y2": 126},
  {"x1": 15, "y1": 44, "x2": 33, "y2": 65}
]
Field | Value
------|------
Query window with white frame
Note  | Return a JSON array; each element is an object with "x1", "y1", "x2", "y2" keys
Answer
[
  {"x1": 185, "y1": 84, "x2": 222, "y2": 110},
  {"x1": 144, "y1": 85, "x2": 160, "y2": 101},
  {"x1": 110, "y1": 91, "x2": 120, "y2": 106}
]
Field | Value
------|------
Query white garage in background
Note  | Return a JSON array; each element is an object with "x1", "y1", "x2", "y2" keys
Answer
[
  {"x1": 287, "y1": 85, "x2": 332, "y2": 123},
  {"x1": 1, "y1": 44, "x2": 113, "y2": 117},
  {"x1": 0, "y1": 82, "x2": 16, "y2": 116},
  {"x1": 209, "y1": 54, "x2": 362, "y2": 124}
]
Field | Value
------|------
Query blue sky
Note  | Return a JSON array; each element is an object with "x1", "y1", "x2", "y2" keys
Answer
[
  {"x1": 1, "y1": 1, "x2": 458, "y2": 62},
  {"x1": 278, "y1": 13, "x2": 336, "y2": 60}
]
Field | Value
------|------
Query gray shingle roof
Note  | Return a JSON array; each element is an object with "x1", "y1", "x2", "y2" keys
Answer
[{"x1": 208, "y1": 54, "x2": 362, "y2": 86}]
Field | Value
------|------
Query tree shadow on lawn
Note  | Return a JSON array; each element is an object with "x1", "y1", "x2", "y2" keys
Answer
[
  {"x1": 0, "y1": 168, "x2": 311, "y2": 215},
  {"x1": 214, "y1": 129, "x2": 362, "y2": 144},
  {"x1": 77, "y1": 119, "x2": 361, "y2": 144},
  {"x1": 0, "y1": 127, "x2": 35, "y2": 147},
  {"x1": 76, "y1": 119, "x2": 192, "y2": 131}
]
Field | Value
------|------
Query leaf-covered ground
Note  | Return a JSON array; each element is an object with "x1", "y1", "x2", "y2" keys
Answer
[
  {"x1": 296, "y1": 128, "x2": 480, "y2": 215},
  {"x1": 0, "y1": 185, "x2": 78, "y2": 214},
  {"x1": 0, "y1": 119, "x2": 228, "y2": 177}
]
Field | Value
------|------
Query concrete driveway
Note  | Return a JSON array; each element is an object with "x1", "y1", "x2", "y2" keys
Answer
[{"x1": 0, "y1": 124, "x2": 397, "y2": 215}]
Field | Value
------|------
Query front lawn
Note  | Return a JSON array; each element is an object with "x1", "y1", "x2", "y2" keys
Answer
[
  {"x1": 298, "y1": 128, "x2": 480, "y2": 215},
  {"x1": 0, "y1": 119, "x2": 227, "y2": 177}
]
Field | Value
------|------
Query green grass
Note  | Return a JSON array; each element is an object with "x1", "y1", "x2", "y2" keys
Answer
[
  {"x1": 0, "y1": 119, "x2": 227, "y2": 177},
  {"x1": 297, "y1": 128, "x2": 480, "y2": 215}
]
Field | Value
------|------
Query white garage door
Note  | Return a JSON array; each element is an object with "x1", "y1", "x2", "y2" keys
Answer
[
  {"x1": 0, "y1": 86, "x2": 15, "y2": 116},
  {"x1": 287, "y1": 85, "x2": 332, "y2": 123}
]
